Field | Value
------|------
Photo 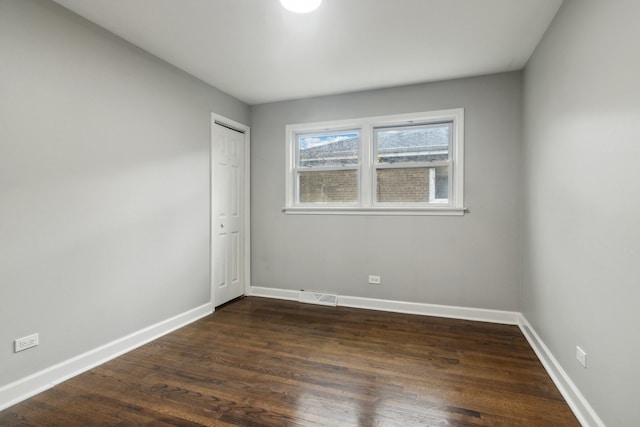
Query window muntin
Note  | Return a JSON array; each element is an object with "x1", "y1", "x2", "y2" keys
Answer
[{"x1": 285, "y1": 109, "x2": 464, "y2": 215}]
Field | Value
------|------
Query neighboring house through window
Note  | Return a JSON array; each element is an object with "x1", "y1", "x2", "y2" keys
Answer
[{"x1": 284, "y1": 109, "x2": 465, "y2": 215}]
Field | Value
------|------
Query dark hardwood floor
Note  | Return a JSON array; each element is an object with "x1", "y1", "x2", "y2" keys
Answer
[{"x1": 0, "y1": 297, "x2": 579, "y2": 426}]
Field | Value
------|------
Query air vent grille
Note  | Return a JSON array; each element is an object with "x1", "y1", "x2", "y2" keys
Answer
[{"x1": 299, "y1": 290, "x2": 338, "y2": 307}]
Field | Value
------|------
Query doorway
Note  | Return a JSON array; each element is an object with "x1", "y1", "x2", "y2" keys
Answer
[{"x1": 211, "y1": 114, "x2": 250, "y2": 307}]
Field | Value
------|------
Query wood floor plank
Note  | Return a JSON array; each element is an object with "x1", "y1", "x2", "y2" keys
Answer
[{"x1": 0, "y1": 297, "x2": 579, "y2": 426}]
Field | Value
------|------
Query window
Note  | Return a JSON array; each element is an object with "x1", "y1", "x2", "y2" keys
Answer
[
  {"x1": 374, "y1": 123, "x2": 451, "y2": 204},
  {"x1": 285, "y1": 109, "x2": 464, "y2": 215},
  {"x1": 296, "y1": 130, "x2": 360, "y2": 204}
]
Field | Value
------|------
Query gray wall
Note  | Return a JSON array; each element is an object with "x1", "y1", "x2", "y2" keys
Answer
[
  {"x1": 8, "y1": 0, "x2": 634, "y2": 423},
  {"x1": 522, "y1": 1, "x2": 640, "y2": 425},
  {"x1": 251, "y1": 72, "x2": 522, "y2": 311},
  {"x1": 0, "y1": 0, "x2": 249, "y2": 386}
]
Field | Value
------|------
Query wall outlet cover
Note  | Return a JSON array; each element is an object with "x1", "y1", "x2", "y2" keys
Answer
[
  {"x1": 15, "y1": 333, "x2": 39, "y2": 353},
  {"x1": 576, "y1": 345, "x2": 587, "y2": 368}
]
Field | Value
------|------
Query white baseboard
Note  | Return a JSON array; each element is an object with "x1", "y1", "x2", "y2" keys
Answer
[
  {"x1": 338, "y1": 294, "x2": 519, "y2": 324},
  {"x1": 249, "y1": 286, "x2": 519, "y2": 324},
  {"x1": 518, "y1": 315, "x2": 604, "y2": 427},
  {"x1": 249, "y1": 286, "x2": 299, "y2": 301},
  {"x1": 0, "y1": 302, "x2": 213, "y2": 412}
]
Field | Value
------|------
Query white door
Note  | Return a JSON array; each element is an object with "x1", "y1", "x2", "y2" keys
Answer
[{"x1": 212, "y1": 121, "x2": 246, "y2": 307}]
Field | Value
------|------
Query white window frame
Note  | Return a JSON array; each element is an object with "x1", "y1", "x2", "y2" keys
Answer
[
  {"x1": 293, "y1": 127, "x2": 362, "y2": 206},
  {"x1": 284, "y1": 108, "x2": 465, "y2": 216}
]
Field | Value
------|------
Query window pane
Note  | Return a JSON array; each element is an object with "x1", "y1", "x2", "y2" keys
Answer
[
  {"x1": 298, "y1": 132, "x2": 359, "y2": 167},
  {"x1": 375, "y1": 123, "x2": 450, "y2": 164},
  {"x1": 376, "y1": 167, "x2": 449, "y2": 203},
  {"x1": 299, "y1": 170, "x2": 358, "y2": 203},
  {"x1": 433, "y1": 166, "x2": 449, "y2": 200}
]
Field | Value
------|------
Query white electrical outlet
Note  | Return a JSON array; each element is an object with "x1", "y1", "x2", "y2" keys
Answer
[
  {"x1": 576, "y1": 346, "x2": 587, "y2": 368},
  {"x1": 368, "y1": 275, "x2": 381, "y2": 285},
  {"x1": 15, "y1": 333, "x2": 39, "y2": 353}
]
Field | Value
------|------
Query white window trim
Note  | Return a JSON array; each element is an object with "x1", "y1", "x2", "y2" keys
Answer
[{"x1": 284, "y1": 109, "x2": 465, "y2": 216}]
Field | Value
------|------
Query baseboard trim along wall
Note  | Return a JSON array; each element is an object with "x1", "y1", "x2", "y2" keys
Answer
[
  {"x1": 249, "y1": 285, "x2": 604, "y2": 427},
  {"x1": 249, "y1": 286, "x2": 520, "y2": 324},
  {"x1": 0, "y1": 302, "x2": 213, "y2": 412},
  {"x1": 339, "y1": 295, "x2": 519, "y2": 324},
  {"x1": 518, "y1": 315, "x2": 605, "y2": 427},
  {"x1": 249, "y1": 285, "x2": 300, "y2": 302}
]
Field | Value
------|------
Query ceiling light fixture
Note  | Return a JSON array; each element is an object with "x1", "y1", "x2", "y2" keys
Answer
[{"x1": 280, "y1": 0, "x2": 322, "y2": 14}]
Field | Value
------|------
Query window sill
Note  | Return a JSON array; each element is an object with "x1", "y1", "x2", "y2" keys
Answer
[{"x1": 282, "y1": 206, "x2": 467, "y2": 216}]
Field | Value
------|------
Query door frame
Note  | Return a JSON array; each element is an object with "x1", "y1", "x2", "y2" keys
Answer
[{"x1": 210, "y1": 113, "x2": 251, "y2": 308}]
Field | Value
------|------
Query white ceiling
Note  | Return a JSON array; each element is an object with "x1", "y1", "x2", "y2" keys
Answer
[{"x1": 52, "y1": 0, "x2": 563, "y2": 105}]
